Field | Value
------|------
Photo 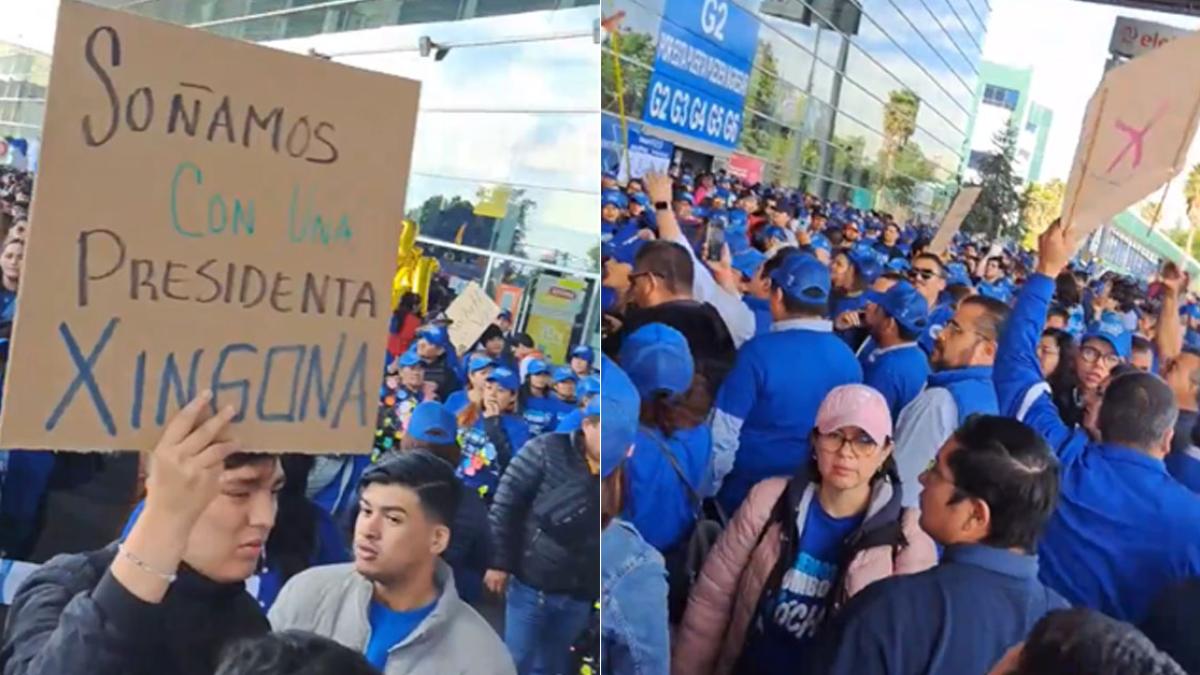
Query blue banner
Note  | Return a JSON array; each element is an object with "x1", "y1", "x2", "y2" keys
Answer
[{"x1": 642, "y1": 0, "x2": 761, "y2": 150}]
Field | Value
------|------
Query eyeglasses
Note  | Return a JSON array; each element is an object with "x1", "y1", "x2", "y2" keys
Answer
[
  {"x1": 909, "y1": 267, "x2": 943, "y2": 282},
  {"x1": 815, "y1": 430, "x2": 882, "y2": 458},
  {"x1": 629, "y1": 271, "x2": 659, "y2": 285},
  {"x1": 1080, "y1": 345, "x2": 1121, "y2": 369}
]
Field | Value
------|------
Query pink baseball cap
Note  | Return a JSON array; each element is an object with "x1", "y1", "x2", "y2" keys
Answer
[{"x1": 815, "y1": 384, "x2": 892, "y2": 444}]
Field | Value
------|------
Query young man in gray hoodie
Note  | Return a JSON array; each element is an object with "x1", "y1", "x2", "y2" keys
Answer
[{"x1": 268, "y1": 451, "x2": 514, "y2": 675}]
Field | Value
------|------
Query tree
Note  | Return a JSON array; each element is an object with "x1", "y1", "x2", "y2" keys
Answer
[
  {"x1": 600, "y1": 30, "x2": 656, "y2": 120},
  {"x1": 739, "y1": 42, "x2": 780, "y2": 157},
  {"x1": 882, "y1": 142, "x2": 937, "y2": 209},
  {"x1": 1184, "y1": 163, "x2": 1200, "y2": 254},
  {"x1": 1021, "y1": 179, "x2": 1065, "y2": 248},
  {"x1": 963, "y1": 122, "x2": 1026, "y2": 240},
  {"x1": 1139, "y1": 199, "x2": 1167, "y2": 228},
  {"x1": 877, "y1": 89, "x2": 920, "y2": 201}
]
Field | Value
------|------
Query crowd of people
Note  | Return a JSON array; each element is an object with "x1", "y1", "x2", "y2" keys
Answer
[
  {"x1": 599, "y1": 166, "x2": 1200, "y2": 674},
  {"x1": 0, "y1": 164, "x2": 603, "y2": 675}
]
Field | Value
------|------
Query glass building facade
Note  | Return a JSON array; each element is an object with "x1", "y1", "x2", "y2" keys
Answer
[
  {"x1": 96, "y1": 0, "x2": 602, "y2": 361},
  {"x1": 0, "y1": 42, "x2": 50, "y2": 159},
  {"x1": 602, "y1": 0, "x2": 990, "y2": 216}
]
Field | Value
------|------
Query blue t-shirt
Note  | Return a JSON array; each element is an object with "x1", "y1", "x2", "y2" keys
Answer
[
  {"x1": 745, "y1": 498, "x2": 863, "y2": 673},
  {"x1": 365, "y1": 597, "x2": 438, "y2": 669},
  {"x1": 744, "y1": 295, "x2": 773, "y2": 337},
  {"x1": 860, "y1": 342, "x2": 931, "y2": 421},
  {"x1": 522, "y1": 395, "x2": 562, "y2": 436}
]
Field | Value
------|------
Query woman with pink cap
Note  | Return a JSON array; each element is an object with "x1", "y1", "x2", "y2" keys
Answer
[{"x1": 673, "y1": 384, "x2": 936, "y2": 675}]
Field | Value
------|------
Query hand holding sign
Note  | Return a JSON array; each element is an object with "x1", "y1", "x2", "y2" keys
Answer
[
  {"x1": 1062, "y1": 27, "x2": 1200, "y2": 241},
  {"x1": 1035, "y1": 219, "x2": 1078, "y2": 278}
]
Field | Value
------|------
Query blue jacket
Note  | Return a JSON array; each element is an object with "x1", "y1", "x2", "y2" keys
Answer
[
  {"x1": 713, "y1": 319, "x2": 862, "y2": 514},
  {"x1": 743, "y1": 295, "x2": 773, "y2": 337},
  {"x1": 1166, "y1": 447, "x2": 1200, "y2": 494},
  {"x1": 811, "y1": 545, "x2": 1066, "y2": 675},
  {"x1": 919, "y1": 303, "x2": 955, "y2": 355},
  {"x1": 928, "y1": 366, "x2": 997, "y2": 425},
  {"x1": 860, "y1": 342, "x2": 931, "y2": 421},
  {"x1": 623, "y1": 425, "x2": 712, "y2": 553},
  {"x1": 996, "y1": 273, "x2": 1200, "y2": 623},
  {"x1": 601, "y1": 520, "x2": 670, "y2": 675}
]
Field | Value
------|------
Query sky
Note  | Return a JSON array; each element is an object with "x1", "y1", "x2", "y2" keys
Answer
[
  {"x1": 981, "y1": 0, "x2": 1200, "y2": 227},
  {"x1": 0, "y1": 0, "x2": 59, "y2": 54}
]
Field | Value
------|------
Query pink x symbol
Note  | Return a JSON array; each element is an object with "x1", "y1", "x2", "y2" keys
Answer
[{"x1": 1106, "y1": 102, "x2": 1169, "y2": 173}]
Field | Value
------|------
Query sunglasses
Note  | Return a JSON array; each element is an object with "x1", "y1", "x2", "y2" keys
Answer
[{"x1": 909, "y1": 267, "x2": 943, "y2": 281}]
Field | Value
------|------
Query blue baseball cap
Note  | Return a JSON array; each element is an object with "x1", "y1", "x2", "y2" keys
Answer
[
  {"x1": 602, "y1": 190, "x2": 628, "y2": 209},
  {"x1": 487, "y1": 366, "x2": 521, "y2": 392},
  {"x1": 466, "y1": 354, "x2": 495, "y2": 373},
  {"x1": 769, "y1": 253, "x2": 831, "y2": 304},
  {"x1": 763, "y1": 225, "x2": 788, "y2": 242},
  {"x1": 810, "y1": 233, "x2": 832, "y2": 253},
  {"x1": 602, "y1": 168, "x2": 618, "y2": 181},
  {"x1": 713, "y1": 189, "x2": 731, "y2": 202},
  {"x1": 846, "y1": 248, "x2": 882, "y2": 284},
  {"x1": 527, "y1": 359, "x2": 550, "y2": 376},
  {"x1": 867, "y1": 280, "x2": 930, "y2": 334},
  {"x1": 406, "y1": 402, "x2": 457, "y2": 445},
  {"x1": 618, "y1": 323, "x2": 694, "y2": 398},
  {"x1": 674, "y1": 191, "x2": 694, "y2": 205},
  {"x1": 886, "y1": 257, "x2": 911, "y2": 273},
  {"x1": 732, "y1": 248, "x2": 767, "y2": 280},
  {"x1": 630, "y1": 193, "x2": 650, "y2": 208},
  {"x1": 554, "y1": 366, "x2": 579, "y2": 383},
  {"x1": 498, "y1": 309, "x2": 512, "y2": 321},
  {"x1": 398, "y1": 349, "x2": 422, "y2": 368},
  {"x1": 571, "y1": 345, "x2": 595, "y2": 364},
  {"x1": 945, "y1": 262, "x2": 972, "y2": 287},
  {"x1": 599, "y1": 355, "x2": 640, "y2": 478},
  {"x1": 417, "y1": 325, "x2": 451, "y2": 349},
  {"x1": 579, "y1": 376, "x2": 601, "y2": 398},
  {"x1": 1083, "y1": 312, "x2": 1132, "y2": 360}
]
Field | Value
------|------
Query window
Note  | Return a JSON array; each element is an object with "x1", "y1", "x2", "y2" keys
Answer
[
  {"x1": 968, "y1": 150, "x2": 992, "y2": 171},
  {"x1": 1025, "y1": 121, "x2": 1038, "y2": 134},
  {"x1": 982, "y1": 85, "x2": 1019, "y2": 111}
]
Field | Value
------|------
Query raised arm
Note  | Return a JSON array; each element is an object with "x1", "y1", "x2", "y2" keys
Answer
[
  {"x1": 994, "y1": 220, "x2": 1074, "y2": 452},
  {"x1": 1157, "y1": 262, "x2": 1185, "y2": 362}
]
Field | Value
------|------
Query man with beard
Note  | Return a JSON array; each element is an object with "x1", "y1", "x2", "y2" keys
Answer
[
  {"x1": 268, "y1": 451, "x2": 513, "y2": 674},
  {"x1": 891, "y1": 296, "x2": 1012, "y2": 506}
]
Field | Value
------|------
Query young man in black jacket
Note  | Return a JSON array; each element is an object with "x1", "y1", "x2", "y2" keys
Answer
[
  {"x1": 485, "y1": 400, "x2": 600, "y2": 675},
  {"x1": 0, "y1": 392, "x2": 283, "y2": 675}
]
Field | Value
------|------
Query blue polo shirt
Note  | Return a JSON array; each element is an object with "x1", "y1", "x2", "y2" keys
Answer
[
  {"x1": 996, "y1": 273, "x2": 1200, "y2": 623},
  {"x1": 365, "y1": 598, "x2": 438, "y2": 669},
  {"x1": 811, "y1": 545, "x2": 1066, "y2": 675},
  {"x1": 623, "y1": 424, "x2": 713, "y2": 553},
  {"x1": 859, "y1": 342, "x2": 931, "y2": 421},
  {"x1": 743, "y1": 295, "x2": 773, "y2": 337}
]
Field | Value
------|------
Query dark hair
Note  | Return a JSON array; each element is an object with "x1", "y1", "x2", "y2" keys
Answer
[
  {"x1": 397, "y1": 435, "x2": 461, "y2": 466},
  {"x1": 1054, "y1": 271, "x2": 1081, "y2": 307},
  {"x1": 1047, "y1": 304, "x2": 1070, "y2": 322},
  {"x1": 961, "y1": 295, "x2": 1012, "y2": 340},
  {"x1": 1011, "y1": 609, "x2": 1185, "y2": 675},
  {"x1": 1099, "y1": 371, "x2": 1178, "y2": 450},
  {"x1": 1142, "y1": 578, "x2": 1200, "y2": 674},
  {"x1": 634, "y1": 240, "x2": 694, "y2": 295},
  {"x1": 216, "y1": 630, "x2": 377, "y2": 675},
  {"x1": 761, "y1": 246, "x2": 800, "y2": 277},
  {"x1": 512, "y1": 332, "x2": 535, "y2": 349},
  {"x1": 947, "y1": 415, "x2": 1060, "y2": 552},
  {"x1": 913, "y1": 252, "x2": 945, "y2": 275},
  {"x1": 267, "y1": 455, "x2": 321, "y2": 584},
  {"x1": 1042, "y1": 328, "x2": 1079, "y2": 398},
  {"x1": 946, "y1": 284, "x2": 974, "y2": 305},
  {"x1": 777, "y1": 289, "x2": 828, "y2": 318},
  {"x1": 359, "y1": 451, "x2": 461, "y2": 526},
  {"x1": 986, "y1": 255, "x2": 1006, "y2": 270},
  {"x1": 225, "y1": 452, "x2": 278, "y2": 471},
  {"x1": 638, "y1": 376, "x2": 710, "y2": 437},
  {"x1": 1132, "y1": 335, "x2": 1154, "y2": 355}
]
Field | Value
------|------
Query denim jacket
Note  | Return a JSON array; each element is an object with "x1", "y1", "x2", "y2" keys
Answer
[{"x1": 601, "y1": 520, "x2": 669, "y2": 675}]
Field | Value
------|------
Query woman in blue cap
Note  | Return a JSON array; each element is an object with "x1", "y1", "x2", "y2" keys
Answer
[
  {"x1": 373, "y1": 349, "x2": 426, "y2": 455},
  {"x1": 569, "y1": 344, "x2": 596, "y2": 378},
  {"x1": 443, "y1": 353, "x2": 495, "y2": 415},
  {"x1": 551, "y1": 366, "x2": 581, "y2": 415},
  {"x1": 456, "y1": 366, "x2": 532, "y2": 502},
  {"x1": 520, "y1": 359, "x2": 563, "y2": 436},
  {"x1": 830, "y1": 248, "x2": 883, "y2": 351},
  {"x1": 555, "y1": 376, "x2": 601, "y2": 434},
  {"x1": 600, "y1": 355, "x2": 670, "y2": 675},
  {"x1": 618, "y1": 323, "x2": 712, "y2": 562}
]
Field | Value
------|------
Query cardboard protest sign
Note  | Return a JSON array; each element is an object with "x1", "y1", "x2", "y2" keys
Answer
[
  {"x1": 445, "y1": 282, "x2": 502, "y2": 355},
  {"x1": 0, "y1": 1, "x2": 421, "y2": 452},
  {"x1": 928, "y1": 186, "x2": 981, "y2": 254},
  {"x1": 1062, "y1": 27, "x2": 1200, "y2": 242}
]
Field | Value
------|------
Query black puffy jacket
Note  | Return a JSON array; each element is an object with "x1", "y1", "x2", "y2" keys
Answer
[
  {"x1": 0, "y1": 543, "x2": 268, "y2": 675},
  {"x1": 488, "y1": 431, "x2": 599, "y2": 601}
]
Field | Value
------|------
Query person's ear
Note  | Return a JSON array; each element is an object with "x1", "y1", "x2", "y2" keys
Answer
[
  {"x1": 967, "y1": 497, "x2": 991, "y2": 539},
  {"x1": 430, "y1": 523, "x2": 451, "y2": 556}
]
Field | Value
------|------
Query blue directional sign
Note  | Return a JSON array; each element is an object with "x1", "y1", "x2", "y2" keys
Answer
[{"x1": 641, "y1": 0, "x2": 761, "y2": 150}]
